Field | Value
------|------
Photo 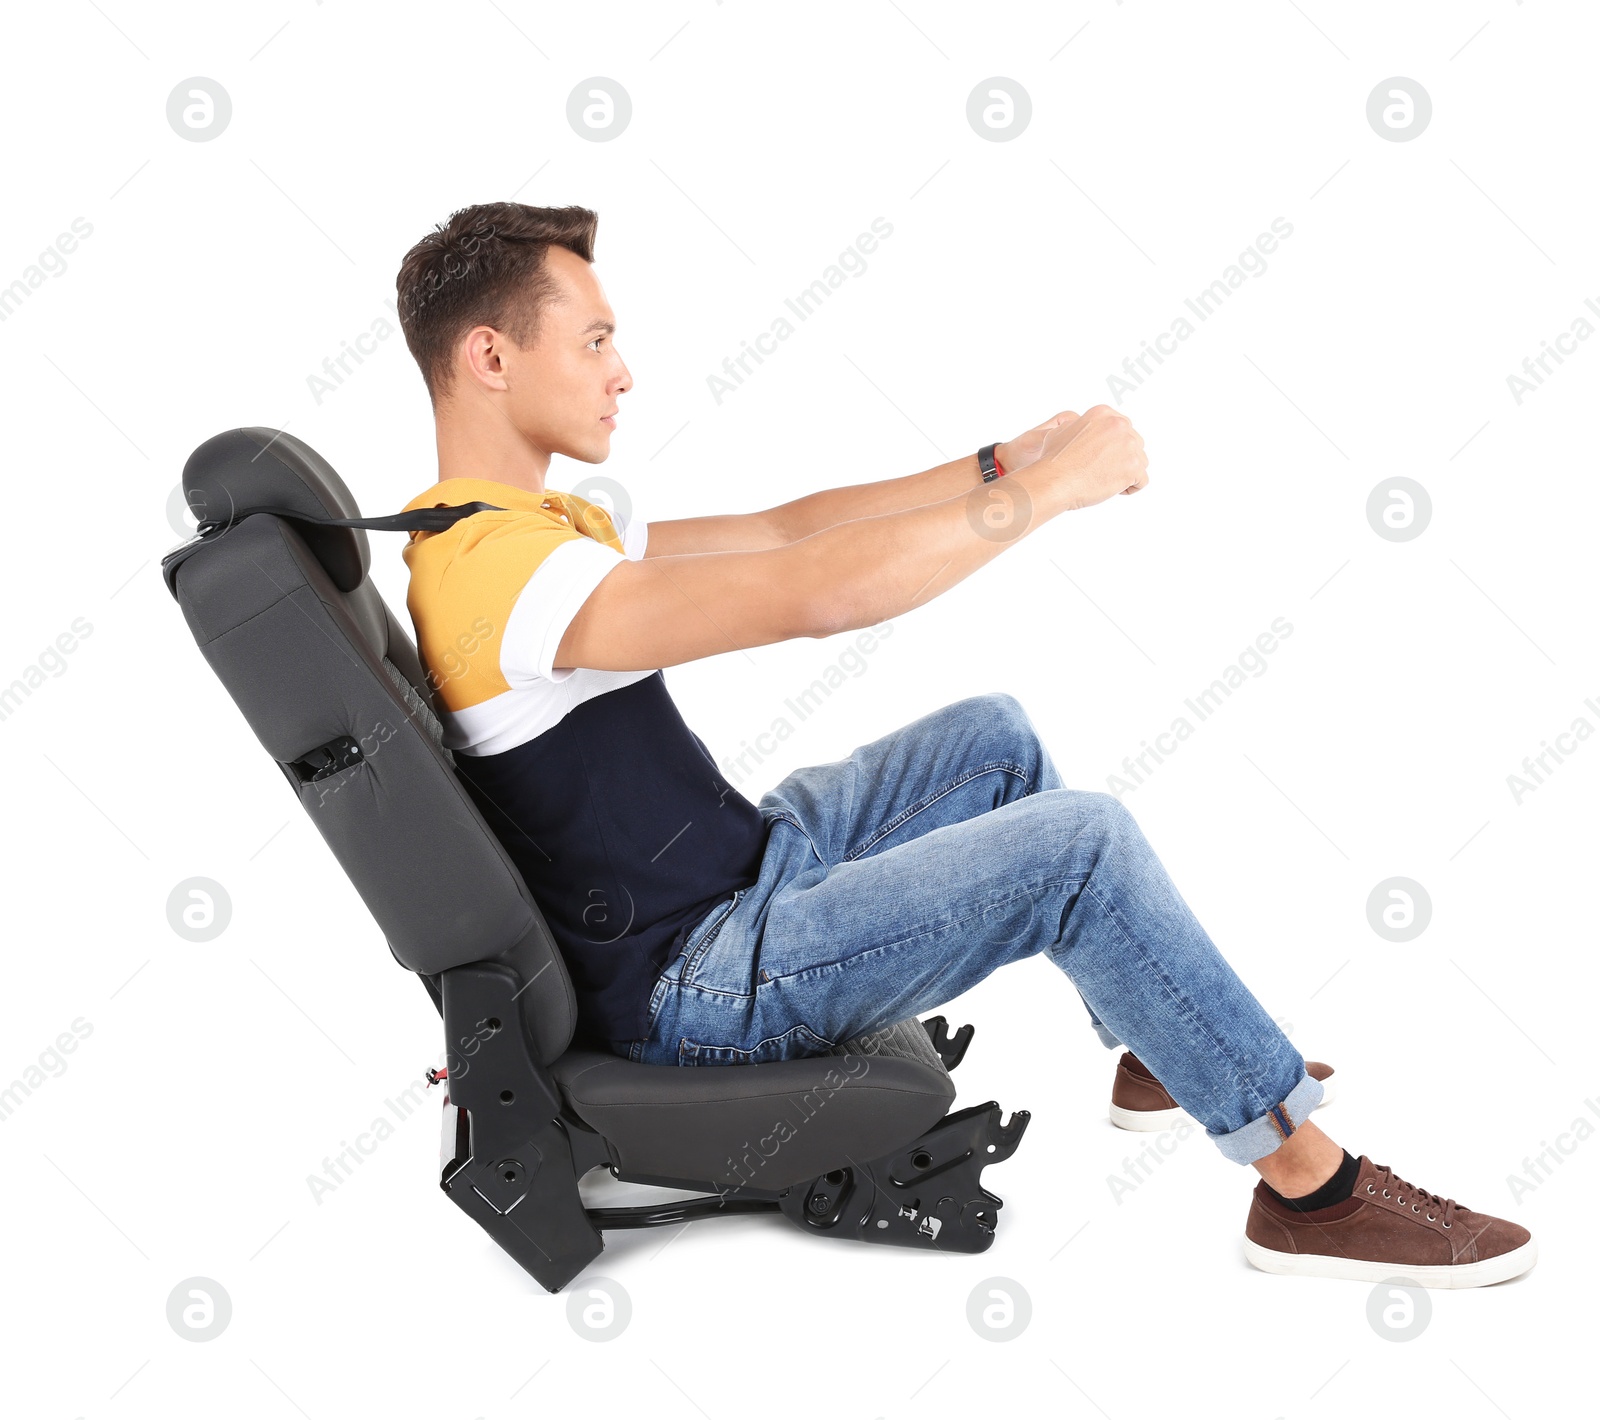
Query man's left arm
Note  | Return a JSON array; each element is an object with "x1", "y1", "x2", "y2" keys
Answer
[{"x1": 641, "y1": 410, "x2": 1079, "y2": 557}]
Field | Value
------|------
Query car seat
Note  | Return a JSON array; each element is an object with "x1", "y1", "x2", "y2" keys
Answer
[{"x1": 160, "y1": 426, "x2": 1031, "y2": 1292}]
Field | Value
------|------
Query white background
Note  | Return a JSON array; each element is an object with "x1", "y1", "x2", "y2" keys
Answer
[{"x1": 1, "y1": 1, "x2": 1593, "y2": 1416}]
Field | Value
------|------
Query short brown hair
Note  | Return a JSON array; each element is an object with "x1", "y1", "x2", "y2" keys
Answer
[{"x1": 395, "y1": 201, "x2": 598, "y2": 403}]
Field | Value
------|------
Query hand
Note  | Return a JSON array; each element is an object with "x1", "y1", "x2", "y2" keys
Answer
[
  {"x1": 997, "y1": 410, "x2": 1081, "y2": 476},
  {"x1": 1032, "y1": 404, "x2": 1148, "y2": 513}
]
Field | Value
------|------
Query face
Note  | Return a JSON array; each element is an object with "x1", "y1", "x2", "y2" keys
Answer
[{"x1": 456, "y1": 244, "x2": 631, "y2": 464}]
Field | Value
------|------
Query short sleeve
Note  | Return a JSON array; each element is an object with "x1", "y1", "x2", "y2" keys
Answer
[
  {"x1": 501, "y1": 534, "x2": 624, "y2": 685},
  {"x1": 619, "y1": 507, "x2": 649, "y2": 561}
]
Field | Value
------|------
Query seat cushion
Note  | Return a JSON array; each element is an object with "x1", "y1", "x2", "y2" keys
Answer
[
  {"x1": 822, "y1": 1015, "x2": 950, "y2": 1073},
  {"x1": 552, "y1": 1018, "x2": 955, "y2": 1193}
]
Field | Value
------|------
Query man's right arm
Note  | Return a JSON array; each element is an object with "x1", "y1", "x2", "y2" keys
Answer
[{"x1": 554, "y1": 406, "x2": 1147, "y2": 673}]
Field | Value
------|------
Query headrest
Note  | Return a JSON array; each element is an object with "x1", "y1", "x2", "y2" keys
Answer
[{"x1": 179, "y1": 428, "x2": 371, "y2": 593}]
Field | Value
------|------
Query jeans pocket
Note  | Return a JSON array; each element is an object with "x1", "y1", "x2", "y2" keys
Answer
[{"x1": 680, "y1": 889, "x2": 744, "y2": 985}]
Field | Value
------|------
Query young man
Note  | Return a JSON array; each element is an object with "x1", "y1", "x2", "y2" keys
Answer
[{"x1": 393, "y1": 201, "x2": 1536, "y2": 1288}]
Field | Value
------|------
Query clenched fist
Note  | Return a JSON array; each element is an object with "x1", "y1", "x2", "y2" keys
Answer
[{"x1": 1031, "y1": 405, "x2": 1149, "y2": 513}]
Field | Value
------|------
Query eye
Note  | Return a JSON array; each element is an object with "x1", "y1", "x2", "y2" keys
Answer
[{"x1": 588, "y1": 336, "x2": 606, "y2": 351}]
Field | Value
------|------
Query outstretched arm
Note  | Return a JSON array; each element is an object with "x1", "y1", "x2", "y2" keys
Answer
[
  {"x1": 556, "y1": 406, "x2": 1146, "y2": 673},
  {"x1": 642, "y1": 411, "x2": 1079, "y2": 557}
]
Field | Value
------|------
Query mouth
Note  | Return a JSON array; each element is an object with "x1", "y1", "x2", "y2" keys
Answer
[{"x1": 600, "y1": 413, "x2": 616, "y2": 429}]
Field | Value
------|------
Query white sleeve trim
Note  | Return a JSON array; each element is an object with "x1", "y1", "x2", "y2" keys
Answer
[
  {"x1": 502, "y1": 535, "x2": 623, "y2": 685},
  {"x1": 621, "y1": 510, "x2": 649, "y2": 561}
]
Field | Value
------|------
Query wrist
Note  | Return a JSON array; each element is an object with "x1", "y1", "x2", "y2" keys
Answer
[{"x1": 977, "y1": 442, "x2": 1010, "y2": 483}]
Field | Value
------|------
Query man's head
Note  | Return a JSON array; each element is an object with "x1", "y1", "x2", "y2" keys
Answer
[{"x1": 395, "y1": 202, "x2": 629, "y2": 466}]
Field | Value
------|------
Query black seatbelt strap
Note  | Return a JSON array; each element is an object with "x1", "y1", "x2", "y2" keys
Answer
[
  {"x1": 194, "y1": 502, "x2": 507, "y2": 537},
  {"x1": 160, "y1": 500, "x2": 505, "y2": 580}
]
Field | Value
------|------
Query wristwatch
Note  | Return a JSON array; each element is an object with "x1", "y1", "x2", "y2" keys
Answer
[{"x1": 977, "y1": 442, "x2": 1006, "y2": 482}]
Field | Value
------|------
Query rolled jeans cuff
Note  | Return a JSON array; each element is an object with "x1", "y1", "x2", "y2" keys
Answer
[{"x1": 1209, "y1": 1070, "x2": 1325, "y2": 1166}]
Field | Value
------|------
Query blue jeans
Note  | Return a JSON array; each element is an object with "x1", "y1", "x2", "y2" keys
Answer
[{"x1": 608, "y1": 692, "x2": 1322, "y2": 1166}]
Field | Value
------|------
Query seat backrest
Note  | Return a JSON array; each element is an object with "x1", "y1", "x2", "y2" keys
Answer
[{"x1": 164, "y1": 427, "x2": 577, "y2": 1062}]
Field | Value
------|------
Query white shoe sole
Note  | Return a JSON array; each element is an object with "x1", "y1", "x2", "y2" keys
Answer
[
  {"x1": 1110, "y1": 1068, "x2": 1339, "y2": 1132},
  {"x1": 1109, "y1": 1100, "x2": 1189, "y2": 1131},
  {"x1": 1242, "y1": 1233, "x2": 1538, "y2": 1289}
]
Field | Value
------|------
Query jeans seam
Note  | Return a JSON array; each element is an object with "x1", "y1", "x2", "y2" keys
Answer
[
  {"x1": 628, "y1": 972, "x2": 675, "y2": 1062},
  {"x1": 842, "y1": 761, "x2": 1030, "y2": 862},
  {"x1": 1213, "y1": 1073, "x2": 1321, "y2": 1162},
  {"x1": 762, "y1": 809, "x2": 822, "y2": 868},
  {"x1": 679, "y1": 891, "x2": 743, "y2": 988}
]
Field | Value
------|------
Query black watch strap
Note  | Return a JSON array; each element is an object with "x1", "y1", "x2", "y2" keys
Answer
[{"x1": 977, "y1": 443, "x2": 1001, "y2": 482}]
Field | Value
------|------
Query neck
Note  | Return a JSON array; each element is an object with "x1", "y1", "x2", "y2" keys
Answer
[{"x1": 433, "y1": 400, "x2": 551, "y2": 495}]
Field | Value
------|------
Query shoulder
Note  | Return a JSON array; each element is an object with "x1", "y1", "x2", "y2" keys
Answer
[{"x1": 560, "y1": 492, "x2": 629, "y2": 555}]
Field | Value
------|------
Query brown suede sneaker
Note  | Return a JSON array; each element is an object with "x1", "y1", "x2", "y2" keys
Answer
[
  {"x1": 1244, "y1": 1156, "x2": 1537, "y2": 1288},
  {"x1": 1109, "y1": 1050, "x2": 1337, "y2": 1131}
]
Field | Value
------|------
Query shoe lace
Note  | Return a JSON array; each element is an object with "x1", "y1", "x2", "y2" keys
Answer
[{"x1": 1370, "y1": 1161, "x2": 1459, "y2": 1228}]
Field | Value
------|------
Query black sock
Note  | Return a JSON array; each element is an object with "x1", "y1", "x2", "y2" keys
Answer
[{"x1": 1265, "y1": 1149, "x2": 1360, "y2": 1211}]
